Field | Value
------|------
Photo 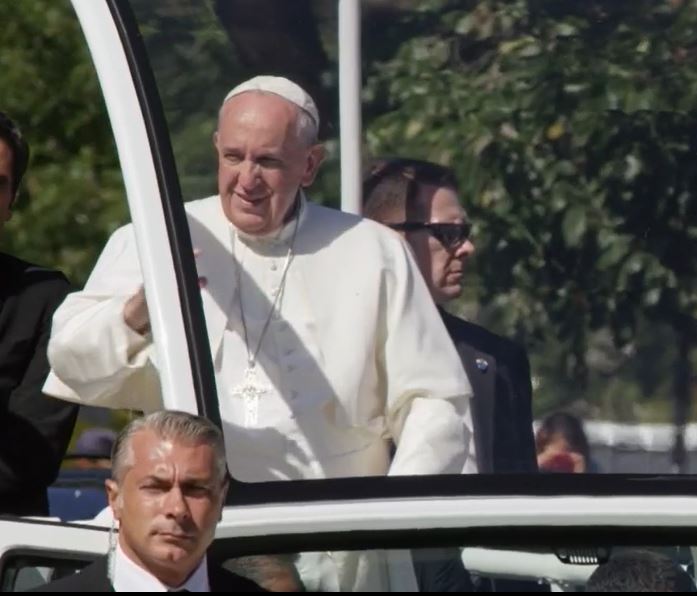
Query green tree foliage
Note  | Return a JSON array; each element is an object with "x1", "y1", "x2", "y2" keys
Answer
[
  {"x1": 363, "y1": 0, "x2": 697, "y2": 418},
  {"x1": 0, "y1": 0, "x2": 127, "y2": 286},
  {"x1": 130, "y1": 0, "x2": 237, "y2": 202}
]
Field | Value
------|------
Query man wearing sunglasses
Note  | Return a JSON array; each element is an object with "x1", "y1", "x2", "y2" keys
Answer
[{"x1": 363, "y1": 158, "x2": 537, "y2": 477}]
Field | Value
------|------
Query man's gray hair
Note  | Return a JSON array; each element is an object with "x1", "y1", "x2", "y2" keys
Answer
[
  {"x1": 111, "y1": 410, "x2": 228, "y2": 484},
  {"x1": 295, "y1": 107, "x2": 319, "y2": 147}
]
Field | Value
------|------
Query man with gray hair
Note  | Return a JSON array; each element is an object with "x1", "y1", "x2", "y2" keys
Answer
[
  {"x1": 44, "y1": 75, "x2": 475, "y2": 588},
  {"x1": 37, "y1": 411, "x2": 263, "y2": 592}
]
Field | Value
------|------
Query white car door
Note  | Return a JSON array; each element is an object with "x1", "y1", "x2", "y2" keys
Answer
[{"x1": 0, "y1": 518, "x2": 107, "y2": 592}]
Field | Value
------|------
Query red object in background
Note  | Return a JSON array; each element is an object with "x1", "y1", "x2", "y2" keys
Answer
[{"x1": 540, "y1": 452, "x2": 577, "y2": 473}]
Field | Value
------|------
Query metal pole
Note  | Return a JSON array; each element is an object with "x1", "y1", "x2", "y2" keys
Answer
[
  {"x1": 672, "y1": 330, "x2": 691, "y2": 473},
  {"x1": 338, "y1": 0, "x2": 363, "y2": 214}
]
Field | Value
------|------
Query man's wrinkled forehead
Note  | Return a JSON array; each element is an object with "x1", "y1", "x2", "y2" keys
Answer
[{"x1": 216, "y1": 93, "x2": 300, "y2": 147}]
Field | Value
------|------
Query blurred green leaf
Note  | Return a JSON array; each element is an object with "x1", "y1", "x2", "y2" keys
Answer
[{"x1": 562, "y1": 206, "x2": 587, "y2": 247}]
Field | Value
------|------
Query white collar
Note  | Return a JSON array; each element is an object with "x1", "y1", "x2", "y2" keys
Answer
[{"x1": 111, "y1": 543, "x2": 210, "y2": 592}]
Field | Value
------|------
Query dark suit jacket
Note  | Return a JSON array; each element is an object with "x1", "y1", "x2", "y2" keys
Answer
[
  {"x1": 0, "y1": 253, "x2": 78, "y2": 515},
  {"x1": 412, "y1": 311, "x2": 543, "y2": 593},
  {"x1": 34, "y1": 556, "x2": 267, "y2": 592},
  {"x1": 440, "y1": 308, "x2": 537, "y2": 474}
]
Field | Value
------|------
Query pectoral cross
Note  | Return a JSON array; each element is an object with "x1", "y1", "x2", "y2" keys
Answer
[{"x1": 230, "y1": 365, "x2": 270, "y2": 427}]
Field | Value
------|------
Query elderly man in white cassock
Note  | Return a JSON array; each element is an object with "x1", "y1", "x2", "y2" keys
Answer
[{"x1": 43, "y1": 76, "x2": 475, "y2": 589}]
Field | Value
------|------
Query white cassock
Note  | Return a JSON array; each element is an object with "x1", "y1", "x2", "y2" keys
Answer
[{"x1": 44, "y1": 193, "x2": 475, "y2": 590}]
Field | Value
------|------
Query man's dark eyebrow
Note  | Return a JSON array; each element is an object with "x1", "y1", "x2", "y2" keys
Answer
[
  {"x1": 140, "y1": 474, "x2": 214, "y2": 486},
  {"x1": 180, "y1": 476, "x2": 215, "y2": 487}
]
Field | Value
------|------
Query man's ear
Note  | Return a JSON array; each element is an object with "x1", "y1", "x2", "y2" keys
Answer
[
  {"x1": 300, "y1": 144, "x2": 325, "y2": 188},
  {"x1": 105, "y1": 479, "x2": 123, "y2": 521},
  {"x1": 212, "y1": 131, "x2": 219, "y2": 151}
]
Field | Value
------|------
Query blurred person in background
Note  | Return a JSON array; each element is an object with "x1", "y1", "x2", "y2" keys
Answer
[
  {"x1": 48, "y1": 426, "x2": 116, "y2": 520},
  {"x1": 586, "y1": 550, "x2": 696, "y2": 592},
  {"x1": 73, "y1": 427, "x2": 117, "y2": 470},
  {"x1": 535, "y1": 412, "x2": 594, "y2": 473}
]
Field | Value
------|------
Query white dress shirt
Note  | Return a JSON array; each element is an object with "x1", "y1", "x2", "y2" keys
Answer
[{"x1": 111, "y1": 543, "x2": 209, "y2": 592}]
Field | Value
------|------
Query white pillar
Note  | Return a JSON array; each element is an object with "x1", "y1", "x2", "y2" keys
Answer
[{"x1": 338, "y1": 0, "x2": 363, "y2": 214}]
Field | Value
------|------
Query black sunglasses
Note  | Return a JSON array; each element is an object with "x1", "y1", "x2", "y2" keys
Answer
[{"x1": 388, "y1": 222, "x2": 472, "y2": 250}]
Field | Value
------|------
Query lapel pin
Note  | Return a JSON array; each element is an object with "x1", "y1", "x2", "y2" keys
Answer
[{"x1": 475, "y1": 357, "x2": 489, "y2": 372}]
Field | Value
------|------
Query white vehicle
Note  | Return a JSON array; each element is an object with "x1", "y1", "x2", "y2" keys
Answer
[
  {"x1": 2, "y1": 0, "x2": 696, "y2": 592},
  {"x1": 3, "y1": 491, "x2": 697, "y2": 591}
]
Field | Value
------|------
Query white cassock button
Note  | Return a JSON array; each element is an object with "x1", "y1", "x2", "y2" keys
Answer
[{"x1": 270, "y1": 261, "x2": 278, "y2": 271}]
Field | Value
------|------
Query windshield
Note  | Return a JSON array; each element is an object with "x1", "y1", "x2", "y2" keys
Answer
[{"x1": 5, "y1": 0, "x2": 696, "y2": 504}]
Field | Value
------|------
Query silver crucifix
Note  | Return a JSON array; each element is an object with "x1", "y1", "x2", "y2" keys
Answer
[{"x1": 230, "y1": 365, "x2": 270, "y2": 428}]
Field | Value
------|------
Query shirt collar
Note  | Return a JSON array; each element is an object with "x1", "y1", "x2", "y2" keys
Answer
[{"x1": 112, "y1": 543, "x2": 210, "y2": 592}]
